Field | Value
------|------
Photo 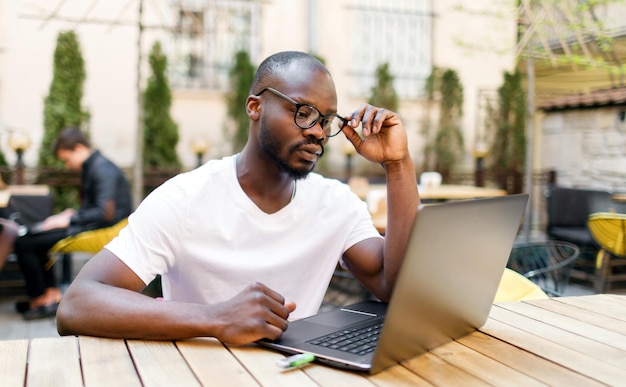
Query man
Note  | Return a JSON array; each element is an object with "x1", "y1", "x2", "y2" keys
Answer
[
  {"x1": 57, "y1": 51, "x2": 420, "y2": 344},
  {"x1": 14, "y1": 128, "x2": 132, "y2": 320}
]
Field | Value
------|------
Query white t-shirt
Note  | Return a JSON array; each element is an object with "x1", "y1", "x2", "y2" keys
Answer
[{"x1": 106, "y1": 155, "x2": 382, "y2": 318}]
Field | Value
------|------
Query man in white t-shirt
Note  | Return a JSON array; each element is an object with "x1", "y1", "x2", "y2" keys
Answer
[{"x1": 57, "y1": 51, "x2": 420, "y2": 345}]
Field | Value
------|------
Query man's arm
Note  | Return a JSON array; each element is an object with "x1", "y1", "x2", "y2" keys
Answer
[
  {"x1": 340, "y1": 104, "x2": 420, "y2": 302},
  {"x1": 57, "y1": 249, "x2": 295, "y2": 343}
]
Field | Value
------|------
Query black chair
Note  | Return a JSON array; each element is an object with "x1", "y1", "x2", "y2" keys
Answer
[
  {"x1": 545, "y1": 187, "x2": 612, "y2": 283},
  {"x1": 507, "y1": 241, "x2": 580, "y2": 297}
]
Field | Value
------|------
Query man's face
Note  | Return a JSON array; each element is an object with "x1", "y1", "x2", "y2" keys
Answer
[
  {"x1": 257, "y1": 69, "x2": 339, "y2": 180},
  {"x1": 56, "y1": 148, "x2": 83, "y2": 171}
]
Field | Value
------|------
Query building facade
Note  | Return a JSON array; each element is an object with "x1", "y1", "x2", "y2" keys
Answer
[{"x1": 0, "y1": 0, "x2": 516, "y2": 175}]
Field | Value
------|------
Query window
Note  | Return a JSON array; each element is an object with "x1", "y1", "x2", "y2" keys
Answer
[
  {"x1": 168, "y1": 0, "x2": 260, "y2": 90},
  {"x1": 350, "y1": 0, "x2": 432, "y2": 99}
]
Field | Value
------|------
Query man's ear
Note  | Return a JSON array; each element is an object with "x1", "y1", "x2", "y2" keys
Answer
[{"x1": 246, "y1": 96, "x2": 261, "y2": 121}]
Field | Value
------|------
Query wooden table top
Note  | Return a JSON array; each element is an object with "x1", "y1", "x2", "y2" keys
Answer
[
  {"x1": 0, "y1": 294, "x2": 624, "y2": 386},
  {"x1": 0, "y1": 185, "x2": 50, "y2": 207},
  {"x1": 612, "y1": 193, "x2": 626, "y2": 203},
  {"x1": 351, "y1": 183, "x2": 507, "y2": 201}
]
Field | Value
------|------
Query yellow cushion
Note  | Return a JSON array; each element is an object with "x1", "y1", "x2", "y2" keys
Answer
[
  {"x1": 493, "y1": 268, "x2": 549, "y2": 303},
  {"x1": 50, "y1": 218, "x2": 129, "y2": 254}
]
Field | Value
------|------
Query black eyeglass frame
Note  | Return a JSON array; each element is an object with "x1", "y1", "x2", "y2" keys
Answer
[{"x1": 253, "y1": 87, "x2": 348, "y2": 137}]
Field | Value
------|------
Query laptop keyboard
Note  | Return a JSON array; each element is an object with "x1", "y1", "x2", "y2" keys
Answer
[{"x1": 307, "y1": 322, "x2": 383, "y2": 355}]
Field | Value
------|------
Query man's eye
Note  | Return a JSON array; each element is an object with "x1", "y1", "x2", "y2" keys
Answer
[{"x1": 296, "y1": 110, "x2": 310, "y2": 119}]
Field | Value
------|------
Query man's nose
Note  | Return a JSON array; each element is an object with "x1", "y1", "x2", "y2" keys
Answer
[{"x1": 302, "y1": 120, "x2": 327, "y2": 142}]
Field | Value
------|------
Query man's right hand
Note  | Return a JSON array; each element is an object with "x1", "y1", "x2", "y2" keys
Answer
[{"x1": 211, "y1": 282, "x2": 296, "y2": 345}]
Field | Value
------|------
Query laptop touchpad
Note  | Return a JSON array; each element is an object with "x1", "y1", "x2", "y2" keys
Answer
[{"x1": 305, "y1": 309, "x2": 375, "y2": 328}]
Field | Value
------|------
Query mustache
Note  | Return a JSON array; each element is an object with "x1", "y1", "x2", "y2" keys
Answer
[{"x1": 290, "y1": 138, "x2": 325, "y2": 157}]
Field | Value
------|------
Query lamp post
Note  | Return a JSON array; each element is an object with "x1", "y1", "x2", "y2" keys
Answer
[
  {"x1": 190, "y1": 137, "x2": 210, "y2": 169},
  {"x1": 473, "y1": 141, "x2": 488, "y2": 187},
  {"x1": 8, "y1": 130, "x2": 31, "y2": 185},
  {"x1": 341, "y1": 140, "x2": 357, "y2": 182}
]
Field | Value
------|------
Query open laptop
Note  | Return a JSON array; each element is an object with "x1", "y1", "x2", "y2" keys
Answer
[{"x1": 259, "y1": 193, "x2": 529, "y2": 374}]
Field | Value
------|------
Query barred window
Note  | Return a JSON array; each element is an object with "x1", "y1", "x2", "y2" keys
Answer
[
  {"x1": 168, "y1": 0, "x2": 261, "y2": 90},
  {"x1": 350, "y1": 0, "x2": 432, "y2": 100}
]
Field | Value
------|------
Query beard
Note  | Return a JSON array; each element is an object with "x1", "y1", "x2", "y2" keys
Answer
[{"x1": 259, "y1": 116, "x2": 325, "y2": 180}]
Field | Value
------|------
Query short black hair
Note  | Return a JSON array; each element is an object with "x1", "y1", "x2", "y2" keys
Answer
[
  {"x1": 250, "y1": 51, "x2": 330, "y2": 94},
  {"x1": 53, "y1": 127, "x2": 91, "y2": 153}
]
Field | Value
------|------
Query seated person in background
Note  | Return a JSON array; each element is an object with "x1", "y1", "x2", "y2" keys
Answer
[
  {"x1": 57, "y1": 51, "x2": 420, "y2": 344},
  {"x1": 15, "y1": 127, "x2": 132, "y2": 320}
]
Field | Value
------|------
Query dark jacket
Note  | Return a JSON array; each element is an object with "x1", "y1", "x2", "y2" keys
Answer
[{"x1": 68, "y1": 150, "x2": 132, "y2": 235}]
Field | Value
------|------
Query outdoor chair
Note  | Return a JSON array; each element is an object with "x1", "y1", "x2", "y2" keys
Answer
[
  {"x1": 46, "y1": 217, "x2": 129, "y2": 283},
  {"x1": 587, "y1": 212, "x2": 626, "y2": 293},
  {"x1": 493, "y1": 268, "x2": 549, "y2": 303},
  {"x1": 506, "y1": 240, "x2": 580, "y2": 297}
]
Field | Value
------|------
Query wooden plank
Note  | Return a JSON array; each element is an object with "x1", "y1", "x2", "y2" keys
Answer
[
  {"x1": 228, "y1": 345, "x2": 317, "y2": 387},
  {"x1": 0, "y1": 340, "x2": 28, "y2": 387},
  {"x1": 79, "y1": 336, "x2": 141, "y2": 387},
  {"x1": 480, "y1": 318, "x2": 626, "y2": 385},
  {"x1": 366, "y1": 364, "x2": 433, "y2": 387},
  {"x1": 526, "y1": 298, "x2": 626, "y2": 335},
  {"x1": 126, "y1": 340, "x2": 200, "y2": 387},
  {"x1": 175, "y1": 338, "x2": 258, "y2": 386},
  {"x1": 490, "y1": 305, "x2": 626, "y2": 368},
  {"x1": 458, "y1": 331, "x2": 603, "y2": 386},
  {"x1": 606, "y1": 294, "x2": 626, "y2": 304},
  {"x1": 28, "y1": 336, "x2": 83, "y2": 387},
  {"x1": 553, "y1": 294, "x2": 626, "y2": 322},
  {"x1": 302, "y1": 360, "x2": 377, "y2": 387},
  {"x1": 403, "y1": 352, "x2": 490, "y2": 387},
  {"x1": 429, "y1": 340, "x2": 544, "y2": 386},
  {"x1": 500, "y1": 301, "x2": 626, "y2": 350}
]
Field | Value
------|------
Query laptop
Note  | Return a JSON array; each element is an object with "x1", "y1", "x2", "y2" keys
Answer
[{"x1": 259, "y1": 193, "x2": 529, "y2": 374}]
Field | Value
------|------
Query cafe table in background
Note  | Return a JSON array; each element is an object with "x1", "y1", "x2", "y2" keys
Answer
[
  {"x1": 0, "y1": 294, "x2": 624, "y2": 386},
  {"x1": 355, "y1": 181, "x2": 507, "y2": 234}
]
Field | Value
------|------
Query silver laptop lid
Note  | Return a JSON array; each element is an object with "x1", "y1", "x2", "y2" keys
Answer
[{"x1": 371, "y1": 194, "x2": 528, "y2": 373}]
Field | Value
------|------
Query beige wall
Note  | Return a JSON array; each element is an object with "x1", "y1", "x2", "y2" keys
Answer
[
  {"x1": 540, "y1": 107, "x2": 626, "y2": 191},
  {"x1": 432, "y1": 0, "x2": 517, "y2": 168},
  {"x1": 0, "y1": 0, "x2": 517, "y2": 173}
]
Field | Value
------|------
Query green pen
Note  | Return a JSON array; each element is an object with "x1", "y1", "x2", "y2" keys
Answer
[{"x1": 276, "y1": 353, "x2": 315, "y2": 370}]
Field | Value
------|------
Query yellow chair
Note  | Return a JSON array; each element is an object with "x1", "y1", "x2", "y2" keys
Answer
[
  {"x1": 493, "y1": 268, "x2": 549, "y2": 303},
  {"x1": 587, "y1": 212, "x2": 626, "y2": 292},
  {"x1": 506, "y1": 241, "x2": 580, "y2": 297},
  {"x1": 45, "y1": 218, "x2": 129, "y2": 272}
]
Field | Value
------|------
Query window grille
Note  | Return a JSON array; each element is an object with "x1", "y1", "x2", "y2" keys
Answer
[{"x1": 350, "y1": 0, "x2": 432, "y2": 99}]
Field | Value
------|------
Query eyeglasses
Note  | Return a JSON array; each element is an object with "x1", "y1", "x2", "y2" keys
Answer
[{"x1": 254, "y1": 87, "x2": 347, "y2": 137}]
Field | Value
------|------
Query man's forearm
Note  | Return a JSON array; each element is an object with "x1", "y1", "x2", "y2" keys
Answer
[
  {"x1": 57, "y1": 282, "x2": 217, "y2": 340},
  {"x1": 381, "y1": 156, "x2": 420, "y2": 296}
]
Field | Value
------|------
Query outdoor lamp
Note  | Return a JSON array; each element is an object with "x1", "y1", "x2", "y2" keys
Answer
[
  {"x1": 473, "y1": 140, "x2": 489, "y2": 187},
  {"x1": 341, "y1": 140, "x2": 357, "y2": 182},
  {"x1": 8, "y1": 130, "x2": 31, "y2": 185},
  {"x1": 190, "y1": 137, "x2": 210, "y2": 169}
]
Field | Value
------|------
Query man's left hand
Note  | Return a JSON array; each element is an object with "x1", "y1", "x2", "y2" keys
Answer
[{"x1": 341, "y1": 103, "x2": 409, "y2": 166}]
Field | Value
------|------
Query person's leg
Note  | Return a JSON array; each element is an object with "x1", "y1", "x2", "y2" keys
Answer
[
  {"x1": 0, "y1": 219, "x2": 19, "y2": 269},
  {"x1": 14, "y1": 229, "x2": 66, "y2": 308}
]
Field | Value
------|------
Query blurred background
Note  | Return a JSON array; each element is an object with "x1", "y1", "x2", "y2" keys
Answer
[{"x1": 0, "y1": 0, "x2": 625, "y2": 229}]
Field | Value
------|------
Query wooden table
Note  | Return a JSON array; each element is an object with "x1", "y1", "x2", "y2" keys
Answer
[
  {"x1": 612, "y1": 193, "x2": 626, "y2": 203},
  {"x1": 1, "y1": 294, "x2": 625, "y2": 386},
  {"x1": 419, "y1": 184, "x2": 507, "y2": 201},
  {"x1": 0, "y1": 185, "x2": 50, "y2": 208},
  {"x1": 351, "y1": 183, "x2": 506, "y2": 201},
  {"x1": 362, "y1": 184, "x2": 508, "y2": 234}
]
